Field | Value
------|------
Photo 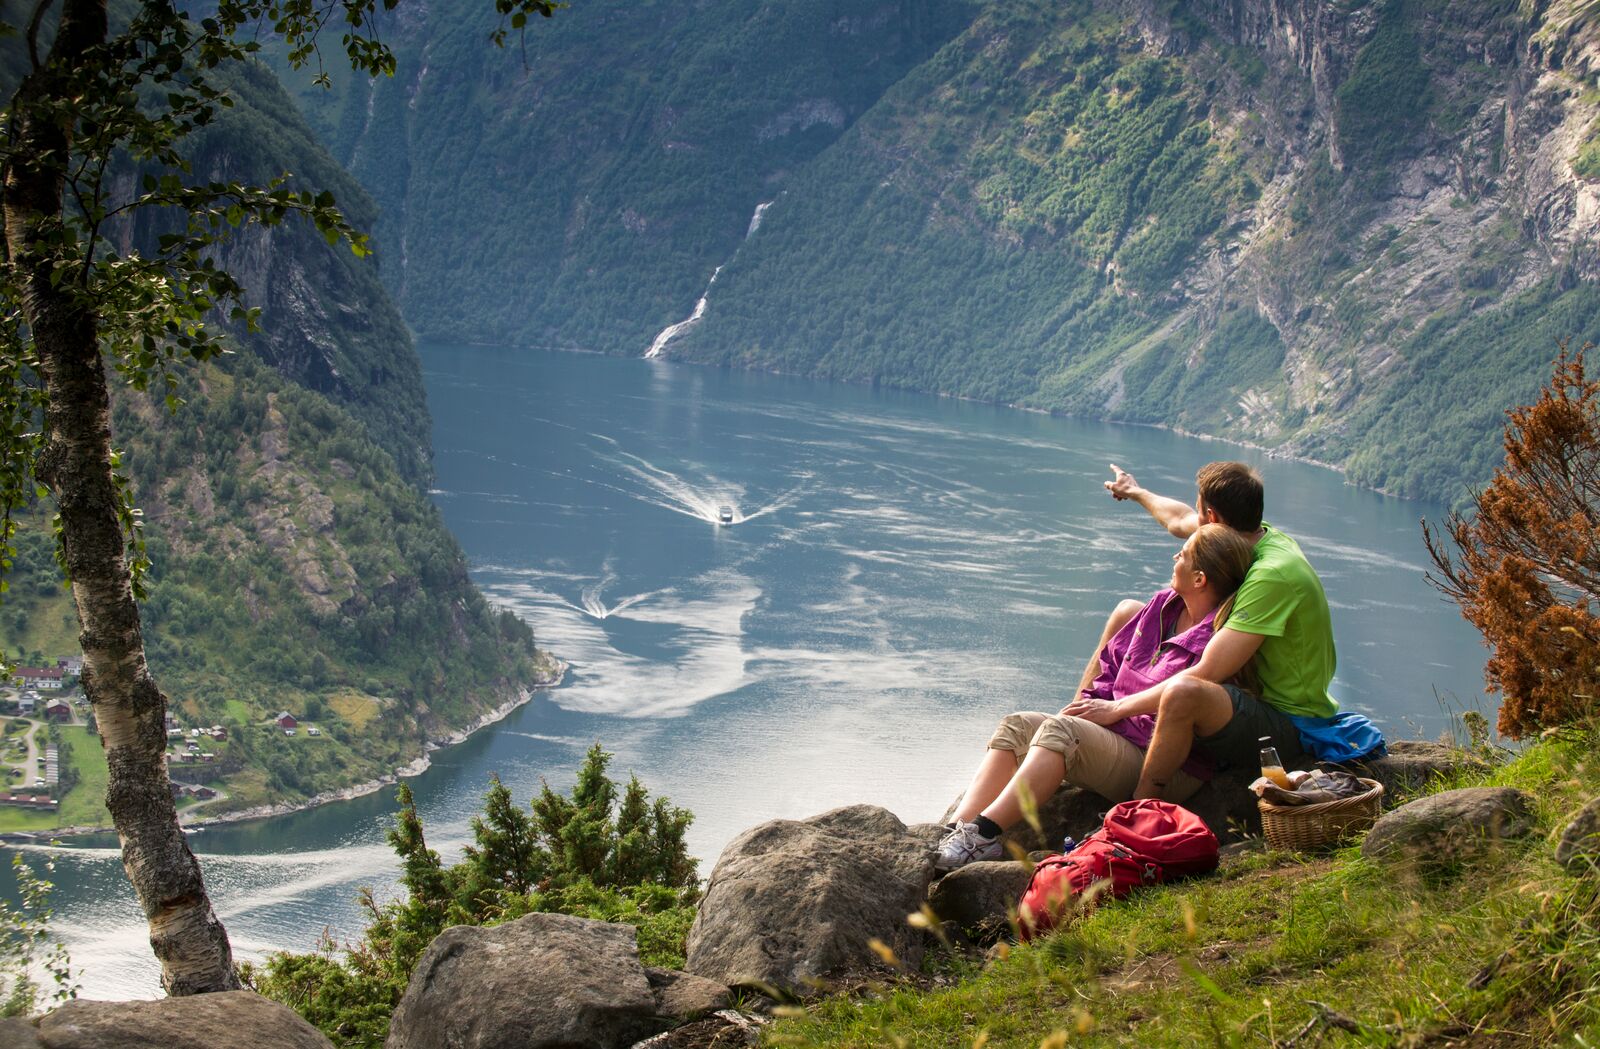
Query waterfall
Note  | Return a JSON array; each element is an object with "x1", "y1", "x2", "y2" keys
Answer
[
  {"x1": 645, "y1": 267, "x2": 720, "y2": 359},
  {"x1": 645, "y1": 199, "x2": 775, "y2": 359}
]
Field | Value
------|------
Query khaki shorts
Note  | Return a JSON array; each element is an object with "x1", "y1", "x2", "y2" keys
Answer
[{"x1": 987, "y1": 711, "x2": 1204, "y2": 804}]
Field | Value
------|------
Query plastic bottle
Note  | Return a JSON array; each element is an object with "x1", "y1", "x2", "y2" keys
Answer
[{"x1": 1258, "y1": 736, "x2": 1293, "y2": 790}]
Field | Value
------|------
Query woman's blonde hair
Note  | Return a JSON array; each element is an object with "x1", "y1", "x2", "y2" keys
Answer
[
  {"x1": 1187, "y1": 523, "x2": 1254, "y2": 622},
  {"x1": 1187, "y1": 522, "x2": 1258, "y2": 691}
]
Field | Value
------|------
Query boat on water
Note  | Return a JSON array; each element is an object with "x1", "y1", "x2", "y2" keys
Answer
[{"x1": 717, "y1": 505, "x2": 735, "y2": 524}]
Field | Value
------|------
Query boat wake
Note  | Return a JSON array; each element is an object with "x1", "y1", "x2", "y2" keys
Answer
[
  {"x1": 565, "y1": 570, "x2": 671, "y2": 620},
  {"x1": 603, "y1": 449, "x2": 805, "y2": 526}
]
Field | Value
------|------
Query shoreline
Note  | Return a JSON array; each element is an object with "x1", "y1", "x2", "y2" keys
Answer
[{"x1": 18, "y1": 659, "x2": 568, "y2": 842}]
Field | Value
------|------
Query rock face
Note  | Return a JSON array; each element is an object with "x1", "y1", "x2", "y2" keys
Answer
[
  {"x1": 645, "y1": 967, "x2": 733, "y2": 1021},
  {"x1": 926, "y1": 860, "x2": 1033, "y2": 941},
  {"x1": 33, "y1": 992, "x2": 331, "y2": 1049},
  {"x1": 0, "y1": 1018, "x2": 44, "y2": 1049},
  {"x1": 685, "y1": 804, "x2": 943, "y2": 994},
  {"x1": 1352, "y1": 741, "x2": 1489, "y2": 797},
  {"x1": 385, "y1": 913, "x2": 661, "y2": 1049},
  {"x1": 1361, "y1": 786, "x2": 1537, "y2": 869},
  {"x1": 1556, "y1": 795, "x2": 1600, "y2": 875}
]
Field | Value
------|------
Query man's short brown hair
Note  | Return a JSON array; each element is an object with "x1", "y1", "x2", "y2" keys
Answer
[{"x1": 1196, "y1": 461, "x2": 1263, "y2": 532}]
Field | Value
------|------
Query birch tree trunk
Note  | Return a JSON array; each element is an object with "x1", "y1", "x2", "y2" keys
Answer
[{"x1": 3, "y1": 0, "x2": 239, "y2": 996}]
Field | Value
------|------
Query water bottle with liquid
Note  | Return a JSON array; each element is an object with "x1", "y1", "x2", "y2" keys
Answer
[{"x1": 1258, "y1": 736, "x2": 1293, "y2": 790}]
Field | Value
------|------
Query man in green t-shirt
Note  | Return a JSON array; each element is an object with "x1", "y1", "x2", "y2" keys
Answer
[{"x1": 1058, "y1": 461, "x2": 1337, "y2": 798}]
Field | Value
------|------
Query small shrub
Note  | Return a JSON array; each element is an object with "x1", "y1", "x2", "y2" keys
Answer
[{"x1": 1425, "y1": 347, "x2": 1600, "y2": 737}]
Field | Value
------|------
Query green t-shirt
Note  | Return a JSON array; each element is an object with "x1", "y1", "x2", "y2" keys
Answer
[{"x1": 1221, "y1": 525, "x2": 1338, "y2": 718}]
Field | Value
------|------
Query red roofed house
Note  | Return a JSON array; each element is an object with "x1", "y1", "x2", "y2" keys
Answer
[{"x1": 43, "y1": 699, "x2": 71, "y2": 723}]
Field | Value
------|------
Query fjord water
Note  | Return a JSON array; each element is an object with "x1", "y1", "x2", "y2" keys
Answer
[{"x1": 32, "y1": 345, "x2": 1489, "y2": 999}]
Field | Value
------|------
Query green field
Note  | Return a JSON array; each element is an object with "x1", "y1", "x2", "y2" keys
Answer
[{"x1": 0, "y1": 724, "x2": 110, "y2": 833}]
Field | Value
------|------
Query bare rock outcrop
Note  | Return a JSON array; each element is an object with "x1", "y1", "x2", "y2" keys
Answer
[
  {"x1": 32, "y1": 992, "x2": 331, "y2": 1049},
  {"x1": 384, "y1": 913, "x2": 662, "y2": 1049},
  {"x1": 1361, "y1": 786, "x2": 1537, "y2": 869},
  {"x1": 684, "y1": 804, "x2": 943, "y2": 994}
]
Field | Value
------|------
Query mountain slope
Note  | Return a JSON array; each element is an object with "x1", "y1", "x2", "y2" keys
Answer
[
  {"x1": 672, "y1": 0, "x2": 1600, "y2": 502},
  {"x1": 0, "y1": 56, "x2": 557, "y2": 822},
  {"x1": 288, "y1": 0, "x2": 1600, "y2": 504},
  {"x1": 276, "y1": 0, "x2": 979, "y2": 352}
]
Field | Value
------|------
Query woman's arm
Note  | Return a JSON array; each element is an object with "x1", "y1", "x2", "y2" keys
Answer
[{"x1": 1059, "y1": 627, "x2": 1265, "y2": 724}]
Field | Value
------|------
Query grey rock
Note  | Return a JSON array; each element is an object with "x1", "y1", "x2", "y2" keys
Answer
[
  {"x1": 645, "y1": 967, "x2": 732, "y2": 1020},
  {"x1": 1556, "y1": 795, "x2": 1600, "y2": 875},
  {"x1": 0, "y1": 1018, "x2": 43, "y2": 1049},
  {"x1": 1351, "y1": 741, "x2": 1489, "y2": 797},
  {"x1": 926, "y1": 860, "x2": 1031, "y2": 941},
  {"x1": 385, "y1": 913, "x2": 659, "y2": 1049},
  {"x1": 685, "y1": 804, "x2": 939, "y2": 994},
  {"x1": 36, "y1": 992, "x2": 331, "y2": 1049},
  {"x1": 1361, "y1": 787, "x2": 1536, "y2": 869}
]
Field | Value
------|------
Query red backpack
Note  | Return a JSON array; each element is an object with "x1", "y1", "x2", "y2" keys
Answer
[{"x1": 1017, "y1": 799, "x2": 1219, "y2": 940}]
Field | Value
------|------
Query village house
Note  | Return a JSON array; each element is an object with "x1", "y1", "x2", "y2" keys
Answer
[
  {"x1": 275, "y1": 711, "x2": 297, "y2": 729},
  {"x1": 210, "y1": 725, "x2": 227, "y2": 741},
  {"x1": 13, "y1": 667, "x2": 63, "y2": 691},
  {"x1": 44, "y1": 699, "x2": 71, "y2": 723},
  {"x1": 16, "y1": 694, "x2": 36, "y2": 715},
  {"x1": 0, "y1": 793, "x2": 57, "y2": 810},
  {"x1": 55, "y1": 656, "x2": 83, "y2": 675}
]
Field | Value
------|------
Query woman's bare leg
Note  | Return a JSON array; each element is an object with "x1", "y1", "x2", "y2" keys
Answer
[
  {"x1": 979, "y1": 746, "x2": 1067, "y2": 831},
  {"x1": 952, "y1": 748, "x2": 1020, "y2": 823}
]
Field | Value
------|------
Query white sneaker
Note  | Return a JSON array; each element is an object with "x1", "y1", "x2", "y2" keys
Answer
[{"x1": 935, "y1": 821, "x2": 1001, "y2": 872}]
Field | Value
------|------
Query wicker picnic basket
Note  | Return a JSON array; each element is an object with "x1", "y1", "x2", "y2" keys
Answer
[{"x1": 1257, "y1": 777, "x2": 1384, "y2": 850}]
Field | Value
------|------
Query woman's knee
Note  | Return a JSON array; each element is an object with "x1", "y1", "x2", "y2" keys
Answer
[
  {"x1": 1029, "y1": 714, "x2": 1085, "y2": 759},
  {"x1": 989, "y1": 712, "x2": 1041, "y2": 754}
]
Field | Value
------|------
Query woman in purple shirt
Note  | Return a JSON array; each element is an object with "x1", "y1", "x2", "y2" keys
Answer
[{"x1": 936, "y1": 524, "x2": 1256, "y2": 871}]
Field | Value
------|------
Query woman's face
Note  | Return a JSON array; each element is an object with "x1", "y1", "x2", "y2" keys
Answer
[{"x1": 1172, "y1": 535, "x2": 1203, "y2": 595}]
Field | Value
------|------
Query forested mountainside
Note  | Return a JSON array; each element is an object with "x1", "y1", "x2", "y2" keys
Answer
[
  {"x1": 289, "y1": 0, "x2": 1600, "y2": 503},
  {"x1": 0, "y1": 60, "x2": 555, "y2": 819},
  {"x1": 274, "y1": 0, "x2": 976, "y2": 350}
]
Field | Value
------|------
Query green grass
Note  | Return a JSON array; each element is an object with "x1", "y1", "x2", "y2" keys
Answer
[
  {"x1": 0, "y1": 589, "x2": 79, "y2": 667},
  {"x1": 764, "y1": 728, "x2": 1600, "y2": 1047}
]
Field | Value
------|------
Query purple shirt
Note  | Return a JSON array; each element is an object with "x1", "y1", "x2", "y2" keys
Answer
[{"x1": 1081, "y1": 588, "x2": 1217, "y2": 780}]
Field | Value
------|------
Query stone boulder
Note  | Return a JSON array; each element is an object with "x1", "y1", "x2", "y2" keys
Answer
[
  {"x1": 1556, "y1": 795, "x2": 1600, "y2": 875},
  {"x1": 685, "y1": 804, "x2": 942, "y2": 994},
  {"x1": 385, "y1": 913, "x2": 660, "y2": 1049},
  {"x1": 1361, "y1": 787, "x2": 1537, "y2": 870},
  {"x1": 645, "y1": 967, "x2": 732, "y2": 1021},
  {"x1": 0, "y1": 1018, "x2": 44, "y2": 1049},
  {"x1": 34, "y1": 992, "x2": 331, "y2": 1049},
  {"x1": 1351, "y1": 740, "x2": 1489, "y2": 797},
  {"x1": 926, "y1": 860, "x2": 1032, "y2": 942}
]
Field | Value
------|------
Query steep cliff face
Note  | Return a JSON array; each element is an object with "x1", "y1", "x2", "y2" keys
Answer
[
  {"x1": 271, "y1": 0, "x2": 979, "y2": 351},
  {"x1": 664, "y1": 0, "x2": 1600, "y2": 501},
  {"x1": 1127, "y1": 0, "x2": 1600, "y2": 491},
  {"x1": 267, "y1": 0, "x2": 1599, "y2": 503}
]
